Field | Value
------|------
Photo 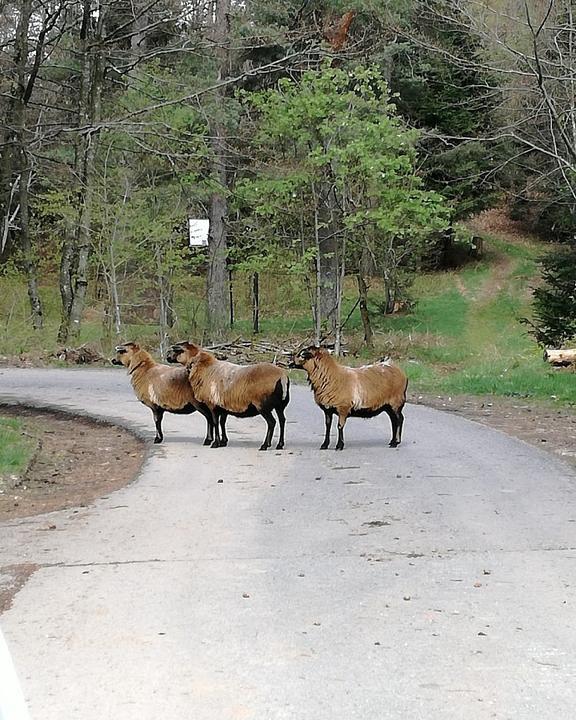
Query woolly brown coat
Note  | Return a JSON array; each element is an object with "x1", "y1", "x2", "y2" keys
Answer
[
  {"x1": 167, "y1": 341, "x2": 290, "y2": 450},
  {"x1": 112, "y1": 342, "x2": 212, "y2": 444},
  {"x1": 291, "y1": 346, "x2": 407, "y2": 450}
]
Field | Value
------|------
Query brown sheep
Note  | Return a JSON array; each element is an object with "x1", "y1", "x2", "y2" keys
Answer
[
  {"x1": 112, "y1": 342, "x2": 213, "y2": 445},
  {"x1": 166, "y1": 341, "x2": 290, "y2": 451},
  {"x1": 290, "y1": 346, "x2": 407, "y2": 450}
]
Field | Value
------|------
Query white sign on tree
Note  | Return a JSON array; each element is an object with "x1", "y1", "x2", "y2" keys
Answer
[{"x1": 188, "y1": 219, "x2": 210, "y2": 247}]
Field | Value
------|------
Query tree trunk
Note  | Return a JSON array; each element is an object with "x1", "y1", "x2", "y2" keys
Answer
[
  {"x1": 67, "y1": 131, "x2": 99, "y2": 340},
  {"x1": 251, "y1": 272, "x2": 259, "y2": 334},
  {"x1": 13, "y1": 0, "x2": 43, "y2": 328},
  {"x1": 356, "y1": 273, "x2": 373, "y2": 349},
  {"x1": 228, "y1": 269, "x2": 235, "y2": 328},
  {"x1": 58, "y1": 222, "x2": 76, "y2": 342},
  {"x1": 205, "y1": 0, "x2": 231, "y2": 342},
  {"x1": 317, "y1": 184, "x2": 340, "y2": 340},
  {"x1": 157, "y1": 260, "x2": 171, "y2": 360},
  {"x1": 19, "y1": 160, "x2": 43, "y2": 329},
  {"x1": 334, "y1": 232, "x2": 346, "y2": 356},
  {"x1": 312, "y1": 181, "x2": 341, "y2": 344},
  {"x1": 544, "y1": 348, "x2": 576, "y2": 366},
  {"x1": 313, "y1": 181, "x2": 343, "y2": 340},
  {"x1": 59, "y1": 0, "x2": 104, "y2": 343},
  {"x1": 0, "y1": 0, "x2": 31, "y2": 263}
]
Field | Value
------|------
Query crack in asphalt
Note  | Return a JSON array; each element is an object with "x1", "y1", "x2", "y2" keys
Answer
[{"x1": 14, "y1": 544, "x2": 576, "y2": 571}]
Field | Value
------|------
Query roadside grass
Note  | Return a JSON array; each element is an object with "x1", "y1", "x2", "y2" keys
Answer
[
  {"x1": 0, "y1": 417, "x2": 36, "y2": 484},
  {"x1": 371, "y1": 234, "x2": 576, "y2": 405},
  {"x1": 1, "y1": 228, "x2": 574, "y2": 407}
]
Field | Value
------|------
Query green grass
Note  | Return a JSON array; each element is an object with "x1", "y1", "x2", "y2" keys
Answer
[
  {"x1": 370, "y1": 234, "x2": 576, "y2": 406},
  {"x1": 0, "y1": 417, "x2": 36, "y2": 482}
]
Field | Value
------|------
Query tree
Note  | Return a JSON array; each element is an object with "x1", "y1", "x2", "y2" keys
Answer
[
  {"x1": 0, "y1": 0, "x2": 64, "y2": 328},
  {"x1": 389, "y1": 0, "x2": 501, "y2": 220},
  {"x1": 205, "y1": 0, "x2": 232, "y2": 342},
  {"x1": 527, "y1": 246, "x2": 576, "y2": 347},
  {"x1": 236, "y1": 64, "x2": 449, "y2": 347},
  {"x1": 398, "y1": 1, "x2": 576, "y2": 348}
]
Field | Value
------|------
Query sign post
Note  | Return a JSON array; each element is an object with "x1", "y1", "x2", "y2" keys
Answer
[{"x1": 188, "y1": 219, "x2": 210, "y2": 247}]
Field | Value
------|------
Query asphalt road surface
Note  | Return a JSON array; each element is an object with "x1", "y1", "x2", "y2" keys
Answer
[{"x1": 1, "y1": 367, "x2": 576, "y2": 720}]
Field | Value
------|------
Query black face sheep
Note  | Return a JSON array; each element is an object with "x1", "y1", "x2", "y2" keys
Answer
[
  {"x1": 112, "y1": 341, "x2": 213, "y2": 445},
  {"x1": 167, "y1": 341, "x2": 290, "y2": 451},
  {"x1": 290, "y1": 346, "x2": 407, "y2": 450}
]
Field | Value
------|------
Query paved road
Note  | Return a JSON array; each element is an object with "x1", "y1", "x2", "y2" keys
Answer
[{"x1": 1, "y1": 367, "x2": 576, "y2": 720}]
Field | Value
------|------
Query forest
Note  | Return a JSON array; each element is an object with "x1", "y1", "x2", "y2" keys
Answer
[{"x1": 1, "y1": 0, "x2": 576, "y2": 357}]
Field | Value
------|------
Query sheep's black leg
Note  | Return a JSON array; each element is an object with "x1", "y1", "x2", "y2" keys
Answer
[
  {"x1": 152, "y1": 407, "x2": 164, "y2": 444},
  {"x1": 335, "y1": 414, "x2": 347, "y2": 451},
  {"x1": 210, "y1": 408, "x2": 222, "y2": 448},
  {"x1": 320, "y1": 410, "x2": 332, "y2": 450},
  {"x1": 394, "y1": 407, "x2": 405, "y2": 446},
  {"x1": 199, "y1": 407, "x2": 213, "y2": 445},
  {"x1": 219, "y1": 412, "x2": 229, "y2": 447},
  {"x1": 385, "y1": 406, "x2": 401, "y2": 447},
  {"x1": 260, "y1": 410, "x2": 276, "y2": 451},
  {"x1": 275, "y1": 406, "x2": 286, "y2": 450}
]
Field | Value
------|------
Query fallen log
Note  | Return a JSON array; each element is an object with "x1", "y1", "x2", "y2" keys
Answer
[{"x1": 544, "y1": 348, "x2": 576, "y2": 367}]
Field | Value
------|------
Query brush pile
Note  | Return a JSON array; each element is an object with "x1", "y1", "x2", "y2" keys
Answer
[
  {"x1": 206, "y1": 338, "x2": 297, "y2": 365},
  {"x1": 51, "y1": 344, "x2": 105, "y2": 364}
]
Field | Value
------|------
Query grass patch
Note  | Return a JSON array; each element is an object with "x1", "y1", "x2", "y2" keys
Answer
[{"x1": 0, "y1": 416, "x2": 36, "y2": 483}]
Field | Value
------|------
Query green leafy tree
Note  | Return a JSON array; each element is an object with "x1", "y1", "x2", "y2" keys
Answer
[{"x1": 236, "y1": 64, "x2": 449, "y2": 347}]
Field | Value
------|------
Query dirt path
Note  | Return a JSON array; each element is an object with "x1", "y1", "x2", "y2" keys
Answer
[
  {"x1": 456, "y1": 206, "x2": 539, "y2": 303},
  {"x1": 0, "y1": 406, "x2": 145, "y2": 521}
]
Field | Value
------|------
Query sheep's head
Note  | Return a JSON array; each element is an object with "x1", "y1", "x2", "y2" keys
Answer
[
  {"x1": 186, "y1": 349, "x2": 213, "y2": 370},
  {"x1": 289, "y1": 345, "x2": 326, "y2": 370},
  {"x1": 111, "y1": 342, "x2": 140, "y2": 367},
  {"x1": 166, "y1": 341, "x2": 201, "y2": 366}
]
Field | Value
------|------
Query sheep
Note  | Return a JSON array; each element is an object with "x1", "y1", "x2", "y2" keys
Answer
[
  {"x1": 112, "y1": 341, "x2": 214, "y2": 445},
  {"x1": 166, "y1": 341, "x2": 290, "y2": 451},
  {"x1": 289, "y1": 346, "x2": 407, "y2": 450}
]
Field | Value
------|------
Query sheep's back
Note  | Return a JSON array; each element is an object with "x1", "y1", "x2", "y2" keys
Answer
[
  {"x1": 310, "y1": 360, "x2": 406, "y2": 412},
  {"x1": 348, "y1": 363, "x2": 407, "y2": 410},
  {"x1": 133, "y1": 364, "x2": 196, "y2": 410},
  {"x1": 194, "y1": 361, "x2": 285, "y2": 412}
]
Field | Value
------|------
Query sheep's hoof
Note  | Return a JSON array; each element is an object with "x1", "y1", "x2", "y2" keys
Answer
[
  {"x1": 276, "y1": 442, "x2": 284, "y2": 450},
  {"x1": 154, "y1": 437, "x2": 163, "y2": 444},
  {"x1": 389, "y1": 440, "x2": 399, "y2": 448},
  {"x1": 320, "y1": 444, "x2": 329, "y2": 450},
  {"x1": 203, "y1": 438, "x2": 212, "y2": 446},
  {"x1": 335, "y1": 443, "x2": 344, "y2": 451},
  {"x1": 210, "y1": 440, "x2": 221, "y2": 449},
  {"x1": 220, "y1": 439, "x2": 228, "y2": 447},
  {"x1": 259, "y1": 444, "x2": 269, "y2": 451}
]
